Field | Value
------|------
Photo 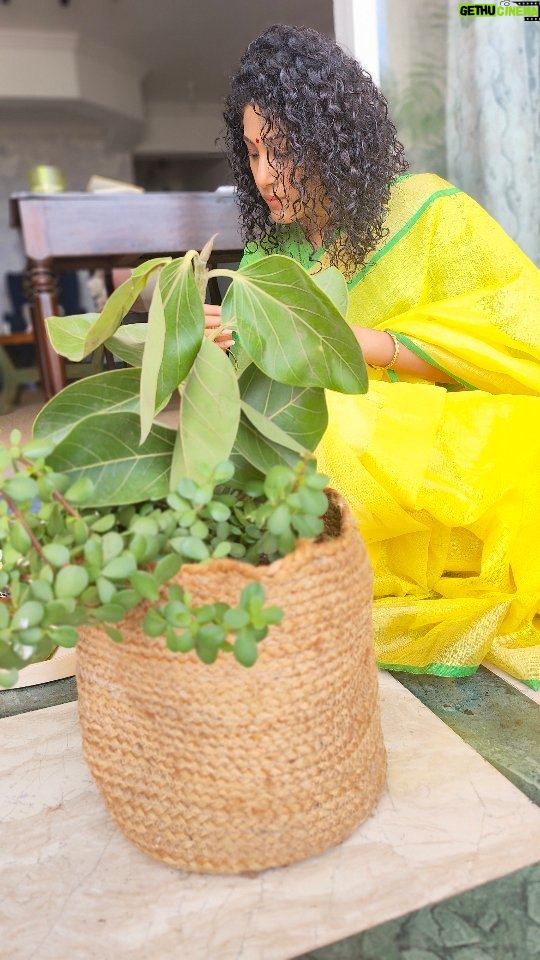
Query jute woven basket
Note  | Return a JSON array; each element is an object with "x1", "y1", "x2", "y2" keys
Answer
[{"x1": 76, "y1": 491, "x2": 386, "y2": 873}]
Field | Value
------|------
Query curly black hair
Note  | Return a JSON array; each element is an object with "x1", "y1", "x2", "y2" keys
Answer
[{"x1": 223, "y1": 24, "x2": 408, "y2": 273}]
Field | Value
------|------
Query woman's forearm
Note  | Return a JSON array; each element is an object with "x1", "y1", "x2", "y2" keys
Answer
[{"x1": 352, "y1": 327, "x2": 456, "y2": 385}]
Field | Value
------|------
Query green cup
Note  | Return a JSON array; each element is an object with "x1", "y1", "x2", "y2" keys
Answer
[{"x1": 28, "y1": 165, "x2": 66, "y2": 194}]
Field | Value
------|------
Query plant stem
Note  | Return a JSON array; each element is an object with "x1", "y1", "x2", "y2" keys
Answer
[
  {"x1": 193, "y1": 259, "x2": 208, "y2": 301},
  {"x1": 52, "y1": 491, "x2": 79, "y2": 518},
  {"x1": 1, "y1": 492, "x2": 48, "y2": 561},
  {"x1": 18, "y1": 457, "x2": 79, "y2": 517},
  {"x1": 193, "y1": 236, "x2": 218, "y2": 302},
  {"x1": 206, "y1": 268, "x2": 236, "y2": 282}
]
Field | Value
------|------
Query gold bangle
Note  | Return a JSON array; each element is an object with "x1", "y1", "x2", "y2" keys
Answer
[{"x1": 369, "y1": 331, "x2": 400, "y2": 371}]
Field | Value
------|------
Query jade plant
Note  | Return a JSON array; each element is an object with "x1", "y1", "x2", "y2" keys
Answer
[{"x1": 0, "y1": 241, "x2": 367, "y2": 687}]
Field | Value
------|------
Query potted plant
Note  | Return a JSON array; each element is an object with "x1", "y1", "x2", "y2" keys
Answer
[{"x1": 0, "y1": 242, "x2": 386, "y2": 872}]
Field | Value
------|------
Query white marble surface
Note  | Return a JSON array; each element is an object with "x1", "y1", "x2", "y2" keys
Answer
[{"x1": 1, "y1": 671, "x2": 539, "y2": 960}]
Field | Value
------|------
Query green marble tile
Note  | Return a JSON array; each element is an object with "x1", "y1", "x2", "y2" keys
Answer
[
  {"x1": 294, "y1": 862, "x2": 540, "y2": 959},
  {"x1": 391, "y1": 667, "x2": 540, "y2": 806},
  {"x1": 0, "y1": 675, "x2": 77, "y2": 719}
]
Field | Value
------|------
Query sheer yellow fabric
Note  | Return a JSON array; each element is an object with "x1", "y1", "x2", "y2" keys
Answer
[
  {"x1": 344, "y1": 174, "x2": 540, "y2": 395},
  {"x1": 240, "y1": 174, "x2": 540, "y2": 688},
  {"x1": 317, "y1": 385, "x2": 540, "y2": 686}
]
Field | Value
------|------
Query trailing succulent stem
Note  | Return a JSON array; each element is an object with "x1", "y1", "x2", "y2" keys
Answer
[{"x1": 0, "y1": 434, "x2": 329, "y2": 684}]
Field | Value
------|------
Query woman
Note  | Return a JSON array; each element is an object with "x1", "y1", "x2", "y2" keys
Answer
[{"x1": 219, "y1": 23, "x2": 540, "y2": 688}]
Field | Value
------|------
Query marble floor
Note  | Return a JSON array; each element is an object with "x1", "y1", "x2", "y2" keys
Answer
[
  {"x1": 1, "y1": 403, "x2": 540, "y2": 959},
  {"x1": 1, "y1": 665, "x2": 539, "y2": 960}
]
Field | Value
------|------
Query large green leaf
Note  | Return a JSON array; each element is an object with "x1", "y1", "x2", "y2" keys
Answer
[
  {"x1": 33, "y1": 368, "x2": 141, "y2": 445},
  {"x1": 159, "y1": 256, "x2": 205, "y2": 403},
  {"x1": 239, "y1": 364, "x2": 328, "y2": 451},
  {"x1": 106, "y1": 323, "x2": 147, "y2": 367},
  {"x1": 46, "y1": 258, "x2": 169, "y2": 361},
  {"x1": 221, "y1": 254, "x2": 367, "y2": 393},
  {"x1": 233, "y1": 413, "x2": 299, "y2": 475},
  {"x1": 47, "y1": 411, "x2": 175, "y2": 506},
  {"x1": 240, "y1": 401, "x2": 306, "y2": 455},
  {"x1": 170, "y1": 338, "x2": 240, "y2": 488},
  {"x1": 44, "y1": 313, "x2": 100, "y2": 362},
  {"x1": 140, "y1": 276, "x2": 166, "y2": 441},
  {"x1": 140, "y1": 254, "x2": 205, "y2": 441},
  {"x1": 311, "y1": 266, "x2": 349, "y2": 318},
  {"x1": 228, "y1": 450, "x2": 264, "y2": 487}
]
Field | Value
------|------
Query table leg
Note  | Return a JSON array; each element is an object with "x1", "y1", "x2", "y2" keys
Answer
[{"x1": 26, "y1": 260, "x2": 66, "y2": 399}]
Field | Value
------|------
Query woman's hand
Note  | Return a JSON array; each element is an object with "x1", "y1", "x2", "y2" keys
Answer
[
  {"x1": 204, "y1": 304, "x2": 234, "y2": 351},
  {"x1": 112, "y1": 271, "x2": 234, "y2": 351}
]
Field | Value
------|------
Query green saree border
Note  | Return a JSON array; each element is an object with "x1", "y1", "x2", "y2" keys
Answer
[
  {"x1": 381, "y1": 660, "x2": 539, "y2": 691},
  {"x1": 388, "y1": 330, "x2": 477, "y2": 390},
  {"x1": 379, "y1": 660, "x2": 478, "y2": 679},
  {"x1": 348, "y1": 185, "x2": 461, "y2": 290}
]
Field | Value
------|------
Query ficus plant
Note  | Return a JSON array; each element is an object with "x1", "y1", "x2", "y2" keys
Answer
[{"x1": 0, "y1": 240, "x2": 367, "y2": 687}]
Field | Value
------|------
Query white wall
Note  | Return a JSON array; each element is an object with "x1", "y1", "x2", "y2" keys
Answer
[
  {"x1": 134, "y1": 102, "x2": 226, "y2": 157},
  {"x1": 333, "y1": 0, "x2": 380, "y2": 83}
]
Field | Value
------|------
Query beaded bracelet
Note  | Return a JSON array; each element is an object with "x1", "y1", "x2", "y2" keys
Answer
[{"x1": 369, "y1": 331, "x2": 400, "y2": 371}]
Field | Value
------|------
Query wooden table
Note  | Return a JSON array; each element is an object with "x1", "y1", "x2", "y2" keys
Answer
[{"x1": 9, "y1": 191, "x2": 244, "y2": 399}]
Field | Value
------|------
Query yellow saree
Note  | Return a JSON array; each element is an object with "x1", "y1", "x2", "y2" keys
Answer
[{"x1": 241, "y1": 174, "x2": 540, "y2": 689}]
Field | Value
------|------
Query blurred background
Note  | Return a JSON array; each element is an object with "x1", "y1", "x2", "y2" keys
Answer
[{"x1": 0, "y1": 0, "x2": 538, "y2": 390}]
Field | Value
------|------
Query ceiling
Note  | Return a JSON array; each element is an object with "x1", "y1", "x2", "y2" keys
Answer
[{"x1": 0, "y1": 0, "x2": 335, "y2": 103}]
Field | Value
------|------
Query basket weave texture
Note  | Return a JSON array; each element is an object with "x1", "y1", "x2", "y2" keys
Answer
[{"x1": 76, "y1": 492, "x2": 386, "y2": 873}]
